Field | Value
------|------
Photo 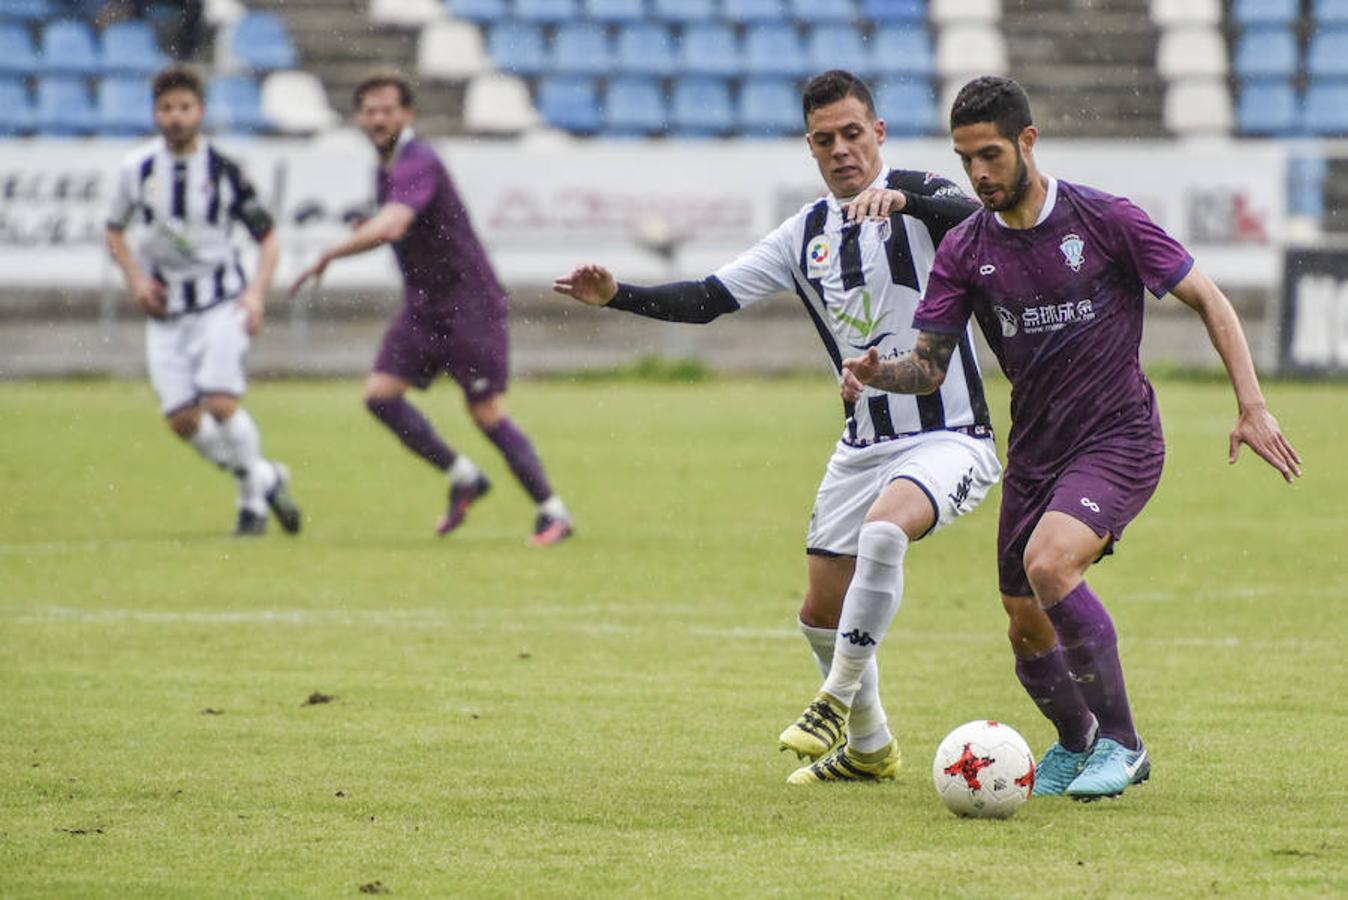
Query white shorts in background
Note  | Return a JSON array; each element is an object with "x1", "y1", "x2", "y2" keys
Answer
[
  {"x1": 805, "y1": 431, "x2": 1002, "y2": 557},
  {"x1": 146, "y1": 301, "x2": 250, "y2": 414}
]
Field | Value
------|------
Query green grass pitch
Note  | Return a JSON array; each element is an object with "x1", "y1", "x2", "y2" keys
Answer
[{"x1": 1, "y1": 375, "x2": 1344, "y2": 897}]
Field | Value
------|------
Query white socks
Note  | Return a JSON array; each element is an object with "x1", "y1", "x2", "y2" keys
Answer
[
  {"x1": 822, "y1": 521, "x2": 909, "y2": 710},
  {"x1": 799, "y1": 619, "x2": 891, "y2": 754},
  {"x1": 217, "y1": 408, "x2": 276, "y2": 514},
  {"x1": 539, "y1": 495, "x2": 568, "y2": 519},
  {"x1": 446, "y1": 454, "x2": 482, "y2": 485},
  {"x1": 188, "y1": 413, "x2": 233, "y2": 469}
]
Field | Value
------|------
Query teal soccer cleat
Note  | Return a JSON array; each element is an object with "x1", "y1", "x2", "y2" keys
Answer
[
  {"x1": 1031, "y1": 741, "x2": 1092, "y2": 796},
  {"x1": 1066, "y1": 738, "x2": 1151, "y2": 801}
]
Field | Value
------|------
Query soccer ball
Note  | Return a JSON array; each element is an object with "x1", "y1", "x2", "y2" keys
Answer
[{"x1": 931, "y1": 720, "x2": 1035, "y2": 819}]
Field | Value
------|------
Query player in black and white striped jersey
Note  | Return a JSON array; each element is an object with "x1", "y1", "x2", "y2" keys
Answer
[
  {"x1": 555, "y1": 71, "x2": 1001, "y2": 784},
  {"x1": 105, "y1": 65, "x2": 300, "y2": 537}
]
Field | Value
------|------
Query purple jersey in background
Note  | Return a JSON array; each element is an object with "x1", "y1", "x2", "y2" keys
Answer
[
  {"x1": 913, "y1": 179, "x2": 1193, "y2": 475},
  {"x1": 378, "y1": 135, "x2": 508, "y2": 320}
]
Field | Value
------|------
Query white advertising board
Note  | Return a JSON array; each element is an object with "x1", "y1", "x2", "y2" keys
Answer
[{"x1": 0, "y1": 137, "x2": 1286, "y2": 292}]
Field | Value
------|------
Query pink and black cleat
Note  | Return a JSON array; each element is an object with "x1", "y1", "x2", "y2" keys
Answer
[
  {"x1": 529, "y1": 513, "x2": 573, "y2": 547},
  {"x1": 436, "y1": 473, "x2": 491, "y2": 536}
]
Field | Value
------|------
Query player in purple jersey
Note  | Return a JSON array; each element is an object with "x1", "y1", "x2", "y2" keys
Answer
[
  {"x1": 841, "y1": 76, "x2": 1301, "y2": 800},
  {"x1": 289, "y1": 73, "x2": 571, "y2": 545}
]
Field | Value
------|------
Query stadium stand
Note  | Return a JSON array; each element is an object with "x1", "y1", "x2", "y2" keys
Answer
[
  {"x1": 0, "y1": 22, "x2": 39, "y2": 78},
  {"x1": 0, "y1": 78, "x2": 35, "y2": 135},
  {"x1": 36, "y1": 75, "x2": 96, "y2": 135},
  {"x1": 602, "y1": 74, "x2": 664, "y2": 135},
  {"x1": 206, "y1": 73, "x2": 269, "y2": 133},
  {"x1": 96, "y1": 75, "x2": 155, "y2": 135}
]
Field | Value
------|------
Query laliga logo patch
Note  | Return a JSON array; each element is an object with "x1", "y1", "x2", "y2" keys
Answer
[
  {"x1": 1059, "y1": 233, "x2": 1086, "y2": 272},
  {"x1": 994, "y1": 305, "x2": 1019, "y2": 337},
  {"x1": 806, "y1": 236, "x2": 831, "y2": 278}
]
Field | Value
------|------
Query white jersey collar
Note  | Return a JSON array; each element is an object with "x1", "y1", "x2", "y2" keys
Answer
[{"x1": 994, "y1": 175, "x2": 1058, "y2": 228}]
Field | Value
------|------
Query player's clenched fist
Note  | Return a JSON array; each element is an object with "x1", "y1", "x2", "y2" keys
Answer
[
  {"x1": 840, "y1": 346, "x2": 882, "y2": 403},
  {"x1": 553, "y1": 264, "x2": 618, "y2": 306}
]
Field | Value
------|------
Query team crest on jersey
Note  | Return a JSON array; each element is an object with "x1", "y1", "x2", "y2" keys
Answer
[
  {"x1": 994, "y1": 305, "x2": 1019, "y2": 337},
  {"x1": 806, "y1": 235, "x2": 832, "y2": 278},
  {"x1": 1059, "y1": 233, "x2": 1086, "y2": 272}
]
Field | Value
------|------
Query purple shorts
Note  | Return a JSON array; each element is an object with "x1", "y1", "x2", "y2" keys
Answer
[
  {"x1": 372, "y1": 302, "x2": 508, "y2": 402},
  {"x1": 997, "y1": 438, "x2": 1165, "y2": 597}
]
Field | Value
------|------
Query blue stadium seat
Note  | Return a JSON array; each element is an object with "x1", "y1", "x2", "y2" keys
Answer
[
  {"x1": 671, "y1": 77, "x2": 734, "y2": 136},
  {"x1": 1236, "y1": 80, "x2": 1297, "y2": 135},
  {"x1": 1233, "y1": 28, "x2": 1298, "y2": 79},
  {"x1": 444, "y1": 0, "x2": 507, "y2": 21},
  {"x1": 0, "y1": 0, "x2": 55, "y2": 23},
  {"x1": 36, "y1": 75, "x2": 95, "y2": 134},
  {"x1": 1314, "y1": 0, "x2": 1348, "y2": 25},
  {"x1": 514, "y1": 0, "x2": 577, "y2": 23},
  {"x1": 97, "y1": 76, "x2": 153, "y2": 134},
  {"x1": 101, "y1": 20, "x2": 167, "y2": 76},
  {"x1": 723, "y1": 0, "x2": 785, "y2": 23},
  {"x1": 1233, "y1": 0, "x2": 1299, "y2": 27},
  {"x1": 873, "y1": 77, "x2": 936, "y2": 134},
  {"x1": 1302, "y1": 81, "x2": 1348, "y2": 134},
  {"x1": 538, "y1": 75, "x2": 601, "y2": 132},
  {"x1": 679, "y1": 22, "x2": 741, "y2": 77},
  {"x1": 788, "y1": 0, "x2": 854, "y2": 24},
  {"x1": 650, "y1": 0, "x2": 715, "y2": 23},
  {"x1": 1288, "y1": 155, "x2": 1327, "y2": 218},
  {"x1": 603, "y1": 76, "x2": 665, "y2": 135},
  {"x1": 207, "y1": 75, "x2": 268, "y2": 133},
  {"x1": 230, "y1": 12, "x2": 297, "y2": 71},
  {"x1": 870, "y1": 24, "x2": 933, "y2": 77},
  {"x1": 744, "y1": 23, "x2": 809, "y2": 77},
  {"x1": 487, "y1": 22, "x2": 548, "y2": 76},
  {"x1": 1307, "y1": 29, "x2": 1348, "y2": 77},
  {"x1": 616, "y1": 23, "x2": 675, "y2": 76},
  {"x1": 583, "y1": 0, "x2": 644, "y2": 23},
  {"x1": 552, "y1": 22, "x2": 611, "y2": 76},
  {"x1": 0, "y1": 78, "x2": 35, "y2": 135},
  {"x1": 738, "y1": 77, "x2": 799, "y2": 135},
  {"x1": 40, "y1": 20, "x2": 101, "y2": 75},
  {"x1": 808, "y1": 25, "x2": 872, "y2": 77},
  {"x1": 860, "y1": 0, "x2": 925, "y2": 23},
  {"x1": 0, "y1": 22, "x2": 38, "y2": 77}
]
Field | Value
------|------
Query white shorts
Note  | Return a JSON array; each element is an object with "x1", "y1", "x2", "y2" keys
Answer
[
  {"x1": 805, "y1": 431, "x2": 1002, "y2": 557},
  {"x1": 146, "y1": 301, "x2": 250, "y2": 415}
]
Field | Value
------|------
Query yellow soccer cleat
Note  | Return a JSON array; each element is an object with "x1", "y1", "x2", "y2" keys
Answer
[
  {"x1": 786, "y1": 739, "x2": 902, "y2": 785},
  {"x1": 778, "y1": 691, "x2": 850, "y2": 760}
]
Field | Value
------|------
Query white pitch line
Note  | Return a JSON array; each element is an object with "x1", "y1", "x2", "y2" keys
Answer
[{"x1": 0, "y1": 606, "x2": 1336, "y2": 652}]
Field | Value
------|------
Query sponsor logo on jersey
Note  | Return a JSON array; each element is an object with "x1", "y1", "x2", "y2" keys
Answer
[
  {"x1": 1080, "y1": 496, "x2": 1101, "y2": 513},
  {"x1": 994, "y1": 305, "x2": 1019, "y2": 337},
  {"x1": 806, "y1": 235, "x2": 831, "y2": 278},
  {"x1": 980, "y1": 263, "x2": 997, "y2": 275},
  {"x1": 1060, "y1": 232, "x2": 1086, "y2": 272},
  {"x1": 833, "y1": 289, "x2": 893, "y2": 350}
]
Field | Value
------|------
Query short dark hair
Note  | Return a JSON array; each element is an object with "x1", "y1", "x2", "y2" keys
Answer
[
  {"x1": 801, "y1": 69, "x2": 876, "y2": 125},
  {"x1": 949, "y1": 76, "x2": 1033, "y2": 140},
  {"x1": 151, "y1": 65, "x2": 203, "y2": 101},
  {"x1": 354, "y1": 72, "x2": 415, "y2": 111}
]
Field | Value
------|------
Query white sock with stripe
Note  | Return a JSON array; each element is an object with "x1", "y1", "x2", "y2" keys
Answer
[
  {"x1": 188, "y1": 413, "x2": 233, "y2": 470},
  {"x1": 218, "y1": 408, "x2": 276, "y2": 514},
  {"x1": 822, "y1": 522, "x2": 908, "y2": 711},
  {"x1": 799, "y1": 619, "x2": 892, "y2": 753}
]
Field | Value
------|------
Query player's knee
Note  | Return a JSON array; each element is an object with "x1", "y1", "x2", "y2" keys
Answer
[
  {"x1": 799, "y1": 592, "x2": 841, "y2": 629},
  {"x1": 468, "y1": 397, "x2": 504, "y2": 429},
  {"x1": 857, "y1": 520, "x2": 908, "y2": 566},
  {"x1": 202, "y1": 395, "x2": 237, "y2": 421},
  {"x1": 1023, "y1": 550, "x2": 1074, "y2": 603},
  {"x1": 166, "y1": 408, "x2": 200, "y2": 439}
]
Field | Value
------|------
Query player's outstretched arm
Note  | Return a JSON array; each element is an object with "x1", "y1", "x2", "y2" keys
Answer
[
  {"x1": 238, "y1": 229, "x2": 278, "y2": 335},
  {"x1": 287, "y1": 202, "x2": 415, "y2": 297},
  {"x1": 840, "y1": 331, "x2": 958, "y2": 401},
  {"x1": 553, "y1": 266, "x2": 740, "y2": 324},
  {"x1": 1170, "y1": 267, "x2": 1302, "y2": 483}
]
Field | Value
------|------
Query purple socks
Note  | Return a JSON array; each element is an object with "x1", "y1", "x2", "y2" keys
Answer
[
  {"x1": 366, "y1": 395, "x2": 456, "y2": 471},
  {"x1": 1015, "y1": 645, "x2": 1097, "y2": 752},
  {"x1": 1045, "y1": 582, "x2": 1140, "y2": 750},
  {"x1": 482, "y1": 418, "x2": 552, "y2": 503}
]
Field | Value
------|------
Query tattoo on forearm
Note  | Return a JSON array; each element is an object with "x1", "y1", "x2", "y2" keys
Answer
[{"x1": 868, "y1": 332, "x2": 958, "y2": 394}]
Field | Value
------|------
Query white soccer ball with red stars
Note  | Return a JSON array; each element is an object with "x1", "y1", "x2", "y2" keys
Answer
[{"x1": 931, "y1": 720, "x2": 1036, "y2": 819}]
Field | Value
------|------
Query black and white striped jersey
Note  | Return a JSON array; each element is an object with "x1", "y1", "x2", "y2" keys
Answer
[
  {"x1": 711, "y1": 165, "x2": 992, "y2": 446},
  {"x1": 106, "y1": 138, "x2": 274, "y2": 317}
]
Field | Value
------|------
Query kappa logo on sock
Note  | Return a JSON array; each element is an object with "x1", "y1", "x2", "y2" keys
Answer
[
  {"x1": 841, "y1": 628, "x2": 877, "y2": 647},
  {"x1": 1069, "y1": 671, "x2": 1097, "y2": 684}
]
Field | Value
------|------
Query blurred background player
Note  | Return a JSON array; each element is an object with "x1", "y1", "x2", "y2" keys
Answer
[
  {"x1": 289, "y1": 72, "x2": 571, "y2": 546},
  {"x1": 555, "y1": 70, "x2": 1000, "y2": 784},
  {"x1": 842, "y1": 75, "x2": 1302, "y2": 801},
  {"x1": 105, "y1": 64, "x2": 300, "y2": 538}
]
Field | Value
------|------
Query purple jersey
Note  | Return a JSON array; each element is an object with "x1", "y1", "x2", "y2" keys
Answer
[
  {"x1": 913, "y1": 179, "x2": 1193, "y2": 475},
  {"x1": 378, "y1": 134, "x2": 507, "y2": 318}
]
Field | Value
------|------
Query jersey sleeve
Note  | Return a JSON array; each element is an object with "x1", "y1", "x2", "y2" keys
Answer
[
  {"x1": 911, "y1": 237, "x2": 974, "y2": 335},
  {"x1": 385, "y1": 153, "x2": 439, "y2": 217},
  {"x1": 105, "y1": 161, "x2": 136, "y2": 230},
  {"x1": 226, "y1": 164, "x2": 275, "y2": 241},
  {"x1": 886, "y1": 170, "x2": 979, "y2": 247},
  {"x1": 710, "y1": 217, "x2": 798, "y2": 308},
  {"x1": 1107, "y1": 196, "x2": 1194, "y2": 298}
]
